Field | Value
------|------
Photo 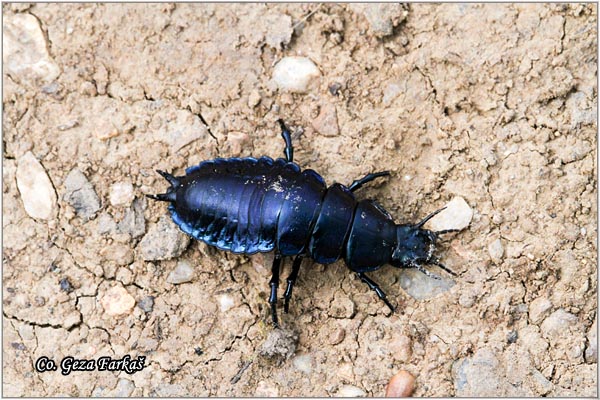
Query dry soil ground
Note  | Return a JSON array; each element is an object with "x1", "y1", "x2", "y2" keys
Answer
[{"x1": 2, "y1": 3, "x2": 597, "y2": 397}]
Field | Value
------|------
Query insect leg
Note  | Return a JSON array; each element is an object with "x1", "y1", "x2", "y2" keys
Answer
[
  {"x1": 348, "y1": 171, "x2": 390, "y2": 192},
  {"x1": 277, "y1": 119, "x2": 294, "y2": 162},
  {"x1": 269, "y1": 253, "x2": 282, "y2": 327},
  {"x1": 357, "y1": 272, "x2": 395, "y2": 312},
  {"x1": 283, "y1": 255, "x2": 304, "y2": 313},
  {"x1": 412, "y1": 263, "x2": 442, "y2": 280}
]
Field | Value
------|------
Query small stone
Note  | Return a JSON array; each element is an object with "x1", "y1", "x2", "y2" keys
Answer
[
  {"x1": 136, "y1": 338, "x2": 158, "y2": 352},
  {"x1": 531, "y1": 369, "x2": 553, "y2": 395},
  {"x1": 218, "y1": 294, "x2": 235, "y2": 312},
  {"x1": 399, "y1": 268, "x2": 455, "y2": 300},
  {"x1": 59, "y1": 278, "x2": 74, "y2": 293},
  {"x1": 529, "y1": 297, "x2": 552, "y2": 325},
  {"x1": 259, "y1": 327, "x2": 298, "y2": 360},
  {"x1": 16, "y1": 151, "x2": 57, "y2": 220},
  {"x1": 585, "y1": 315, "x2": 597, "y2": 363},
  {"x1": 248, "y1": 89, "x2": 261, "y2": 108},
  {"x1": 113, "y1": 379, "x2": 135, "y2": 397},
  {"x1": 3, "y1": 13, "x2": 60, "y2": 85},
  {"x1": 154, "y1": 109, "x2": 210, "y2": 152},
  {"x1": 328, "y1": 328, "x2": 346, "y2": 345},
  {"x1": 254, "y1": 381, "x2": 279, "y2": 397},
  {"x1": 63, "y1": 168, "x2": 101, "y2": 221},
  {"x1": 385, "y1": 370, "x2": 416, "y2": 397},
  {"x1": 154, "y1": 384, "x2": 184, "y2": 397},
  {"x1": 117, "y1": 197, "x2": 146, "y2": 238},
  {"x1": 292, "y1": 354, "x2": 312, "y2": 374},
  {"x1": 540, "y1": 309, "x2": 578, "y2": 338},
  {"x1": 138, "y1": 296, "x2": 154, "y2": 312},
  {"x1": 109, "y1": 182, "x2": 135, "y2": 206},
  {"x1": 101, "y1": 244, "x2": 134, "y2": 266},
  {"x1": 337, "y1": 384, "x2": 366, "y2": 397},
  {"x1": 350, "y1": 3, "x2": 407, "y2": 37},
  {"x1": 166, "y1": 260, "x2": 195, "y2": 284},
  {"x1": 311, "y1": 103, "x2": 339, "y2": 137},
  {"x1": 427, "y1": 196, "x2": 473, "y2": 232},
  {"x1": 273, "y1": 56, "x2": 320, "y2": 93},
  {"x1": 100, "y1": 285, "x2": 135, "y2": 316},
  {"x1": 488, "y1": 238, "x2": 504, "y2": 263},
  {"x1": 138, "y1": 215, "x2": 190, "y2": 261},
  {"x1": 383, "y1": 83, "x2": 402, "y2": 106},
  {"x1": 507, "y1": 330, "x2": 518, "y2": 344}
]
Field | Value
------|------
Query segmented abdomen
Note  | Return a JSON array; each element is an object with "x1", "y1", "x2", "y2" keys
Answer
[{"x1": 169, "y1": 156, "x2": 327, "y2": 255}]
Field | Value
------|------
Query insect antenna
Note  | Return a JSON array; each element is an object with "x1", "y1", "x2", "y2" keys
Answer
[
  {"x1": 156, "y1": 170, "x2": 180, "y2": 187},
  {"x1": 415, "y1": 207, "x2": 446, "y2": 228},
  {"x1": 146, "y1": 192, "x2": 176, "y2": 202},
  {"x1": 430, "y1": 259, "x2": 457, "y2": 276}
]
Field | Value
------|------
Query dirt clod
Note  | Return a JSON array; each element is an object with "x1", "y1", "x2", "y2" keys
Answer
[{"x1": 259, "y1": 327, "x2": 299, "y2": 361}]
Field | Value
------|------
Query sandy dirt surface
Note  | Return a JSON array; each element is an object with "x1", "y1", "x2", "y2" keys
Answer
[{"x1": 2, "y1": 3, "x2": 597, "y2": 397}]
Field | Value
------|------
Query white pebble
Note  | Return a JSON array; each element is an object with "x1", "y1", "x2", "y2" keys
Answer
[
  {"x1": 428, "y1": 196, "x2": 473, "y2": 232},
  {"x1": 292, "y1": 354, "x2": 312, "y2": 374},
  {"x1": 540, "y1": 309, "x2": 578, "y2": 338},
  {"x1": 337, "y1": 385, "x2": 366, "y2": 397},
  {"x1": 488, "y1": 238, "x2": 504, "y2": 263},
  {"x1": 3, "y1": 13, "x2": 60, "y2": 84},
  {"x1": 529, "y1": 297, "x2": 552, "y2": 325},
  {"x1": 218, "y1": 294, "x2": 235, "y2": 312},
  {"x1": 167, "y1": 260, "x2": 195, "y2": 284},
  {"x1": 16, "y1": 151, "x2": 57, "y2": 220},
  {"x1": 109, "y1": 182, "x2": 134, "y2": 206},
  {"x1": 100, "y1": 285, "x2": 135, "y2": 316},
  {"x1": 272, "y1": 56, "x2": 320, "y2": 93}
]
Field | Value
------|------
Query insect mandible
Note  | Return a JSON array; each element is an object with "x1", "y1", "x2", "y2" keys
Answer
[{"x1": 148, "y1": 120, "x2": 460, "y2": 326}]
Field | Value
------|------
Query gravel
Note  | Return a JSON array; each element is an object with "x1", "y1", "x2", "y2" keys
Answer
[
  {"x1": 100, "y1": 285, "x2": 135, "y2": 316},
  {"x1": 528, "y1": 297, "x2": 553, "y2": 325},
  {"x1": 109, "y1": 182, "x2": 134, "y2": 206},
  {"x1": 3, "y1": 13, "x2": 60, "y2": 84},
  {"x1": 63, "y1": 168, "x2": 102, "y2": 221},
  {"x1": 166, "y1": 260, "x2": 195, "y2": 284},
  {"x1": 16, "y1": 151, "x2": 57, "y2": 220},
  {"x1": 398, "y1": 268, "x2": 455, "y2": 300},
  {"x1": 272, "y1": 56, "x2": 320, "y2": 93},
  {"x1": 138, "y1": 215, "x2": 190, "y2": 261},
  {"x1": 385, "y1": 370, "x2": 416, "y2": 397},
  {"x1": 427, "y1": 196, "x2": 473, "y2": 232}
]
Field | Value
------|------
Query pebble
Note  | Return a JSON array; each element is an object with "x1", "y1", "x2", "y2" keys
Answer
[
  {"x1": 399, "y1": 268, "x2": 455, "y2": 300},
  {"x1": 337, "y1": 385, "x2": 366, "y2": 397},
  {"x1": 117, "y1": 198, "x2": 146, "y2": 238},
  {"x1": 428, "y1": 196, "x2": 473, "y2": 232},
  {"x1": 292, "y1": 354, "x2": 312, "y2": 374},
  {"x1": 453, "y1": 348, "x2": 504, "y2": 396},
  {"x1": 529, "y1": 297, "x2": 552, "y2": 325},
  {"x1": 109, "y1": 182, "x2": 135, "y2": 206},
  {"x1": 259, "y1": 327, "x2": 298, "y2": 360},
  {"x1": 254, "y1": 381, "x2": 279, "y2": 397},
  {"x1": 218, "y1": 294, "x2": 235, "y2": 312},
  {"x1": 100, "y1": 285, "x2": 135, "y2": 316},
  {"x1": 540, "y1": 309, "x2": 578, "y2": 338},
  {"x1": 272, "y1": 56, "x2": 320, "y2": 93},
  {"x1": 585, "y1": 315, "x2": 597, "y2": 363},
  {"x1": 311, "y1": 103, "x2": 340, "y2": 137},
  {"x1": 16, "y1": 151, "x2": 57, "y2": 220},
  {"x1": 388, "y1": 335, "x2": 412, "y2": 363},
  {"x1": 328, "y1": 328, "x2": 346, "y2": 345},
  {"x1": 138, "y1": 215, "x2": 190, "y2": 261},
  {"x1": 112, "y1": 379, "x2": 135, "y2": 397},
  {"x1": 488, "y1": 238, "x2": 504, "y2": 263},
  {"x1": 154, "y1": 384, "x2": 184, "y2": 397},
  {"x1": 154, "y1": 109, "x2": 210, "y2": 152},
  {"x1": 63, "y1": 168, "x2": 101, "y2": 221},
  {"x1": 328, "y1": 294, "x2": 355, "y2": 318},
  {"x1": 3, "y1": 13, "x2": 60, "y2": 84},
  {"x1": 385, "y1": 370, "x2": 416, "y2": 397},
  {"x1": 248, "y1": 89, "x2": 261, "y2": 108},
  {"x1": 137, "y1": 296, "x2": 154, "y2": 313},
  {"x1": 166, "y1": 260, "x2": 195, "y2": 284},
  {"x1": 350, "y1": 4, "x2": 407, "y2": 37}
]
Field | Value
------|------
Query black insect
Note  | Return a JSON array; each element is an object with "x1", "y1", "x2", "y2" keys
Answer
[{"x1": 149, "y1": 120, "x2": 459, "y2": 326}]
